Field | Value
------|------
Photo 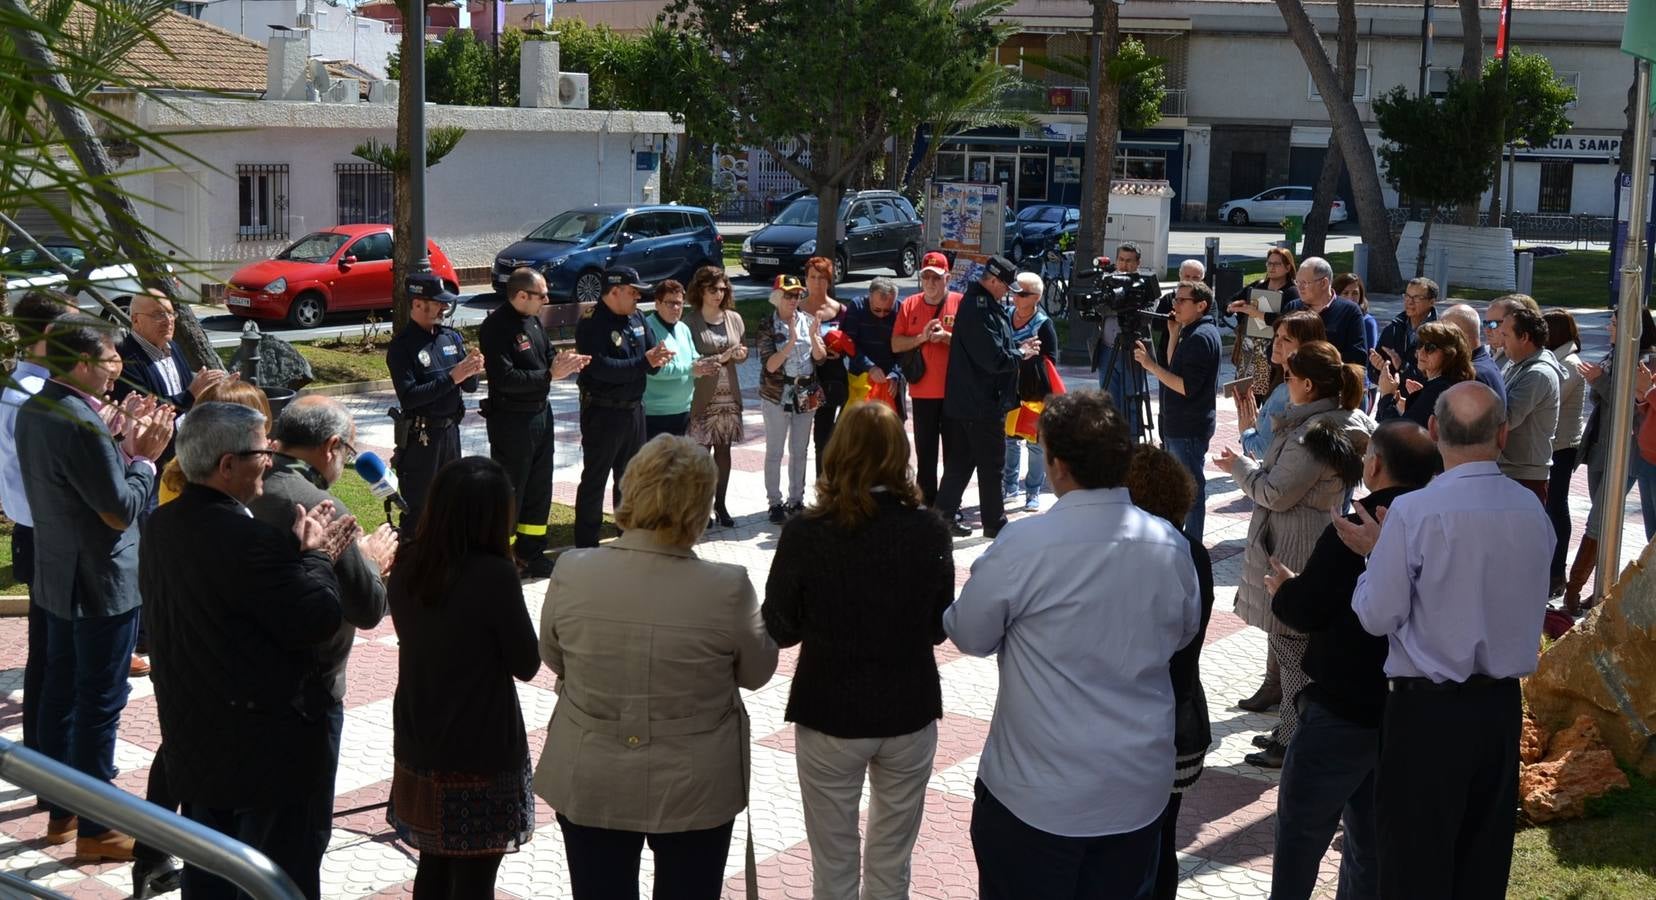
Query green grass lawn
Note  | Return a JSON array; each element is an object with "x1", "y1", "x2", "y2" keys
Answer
[
  {"x1": 1508, "y1": 769, "x2": 1656, "y2": 899},
  {"x1": 0, "y1": 515, "x2": 18, "y2": 595},
  {"x1": 1456, "y1": 250, "x2": 1613, "y2": 308},
  {"x1": 722, "y1": 241, "x2": 743, "y2": 269}
]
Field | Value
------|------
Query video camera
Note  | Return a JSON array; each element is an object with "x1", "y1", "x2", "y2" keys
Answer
[{"x1": 1067, "y1": 258, "x2": 1164, "y2": 326}]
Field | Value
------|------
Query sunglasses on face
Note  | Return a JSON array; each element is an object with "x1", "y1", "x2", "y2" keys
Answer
[
  {"x1": 1485, "y1": 319, "x2": 1504, "y2": 330},
  {"x1": 1418, "y1": 343, "x2": 1444, "y2": 353}
]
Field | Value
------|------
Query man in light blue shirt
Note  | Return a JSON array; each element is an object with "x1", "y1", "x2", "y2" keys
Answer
[
  {"x1": 944, "y1": 389, "x2": 1201, "y2": 899},
  {"x1": 1349, "y1": 381, "x2": 1551, "y2": 900},
  {"x1": 0, "y1": 290, "x2": 74, "y2": 756}
]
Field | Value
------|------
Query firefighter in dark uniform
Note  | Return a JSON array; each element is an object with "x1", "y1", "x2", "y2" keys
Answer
[
  {"x1": 387, "y1": 272, "x2": 484, "y2": 533},
  {"x1": 479, "y1": 267, "x2": 589, "y2": 577},
  {"x1": 573, "y1": 266, "x2": 675, "y2": 548}
]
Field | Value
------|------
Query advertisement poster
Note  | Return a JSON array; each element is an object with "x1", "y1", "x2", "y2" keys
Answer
[{"x1": 923, "y1": 181, "x2": 1005, "y2": 292}]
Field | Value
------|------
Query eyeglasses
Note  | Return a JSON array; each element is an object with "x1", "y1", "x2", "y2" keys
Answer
[
  {"x1": 142, "y1": 311, "x2": 178, "y2": 322},
  {"x1": 1294, "y1": 277, "x2": 1328, "y2": 288},
  {"x1": 1404, "y1": 293, "x2": 1431, "y2": 303},
  {"x1": 1417, "y1": 343, "x2": 1444, "y2": 353},
  {"x1": 339, "y1": 437, "x2": 358, "y2": 466},
  {"x1": 525, "y1": 290, "x2": 549, "y2": 299},
  {"x1": 1484, "y1": 319, "x2": 1505, "y2": 330},
  {"x1": 230, "y1": 448, "x2": 276, "y2": 459},
  {"x1": 1266, "y1": 260, "x2": 1287, "y2": 268}
]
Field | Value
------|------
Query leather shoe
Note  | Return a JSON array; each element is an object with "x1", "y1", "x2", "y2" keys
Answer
[
  {"x1": 75, "y1": 830, "x2": 136, "y2": 862},
  {"x1": 982, "y1": 519, "x2": 1008, "y2": 540},
  {"x1": 1251, "y1": 733, "x2": 1273, "y2": 749},
  {"x1": 133, "y1": 856, "x2": 182, "y2": 899},
  {"x1": 129, "y1": 654, "x2": 151, "y2": 678},
  {"x1": 1244, "y1": 740, "x2": 1287, "y2": 769},
  {"x1": 519, "y1": 554, "x2": 553, "y2": 580},
  {"x1": 1236, "y1": 684, "x2": 1281, "y2": 713},
  {"x1": 45, "y1": 815, "x2": 77, "y2": 845}
]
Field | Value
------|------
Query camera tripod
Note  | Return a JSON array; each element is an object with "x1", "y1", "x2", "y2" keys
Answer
[{"x1": 1093, "y1": 316, "x2": 1158, "y2": 444}]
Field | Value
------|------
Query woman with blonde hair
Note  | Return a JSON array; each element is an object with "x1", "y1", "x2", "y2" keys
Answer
[
  {"x1": 535, "y1": 435, "x2": 778, "y2": 899},
  {"x1": 763, "y1": 402, "x2": 954, "y2": 900},
  {"x1": 1215, "y1": 341, "x2": 1374, "y2": 767},
  {"x1": 683, "y1": 265, "x2": 747, "y2": 526},
  {"x1": 156, "y1": 379, "x2": 272, "y2": 504}
]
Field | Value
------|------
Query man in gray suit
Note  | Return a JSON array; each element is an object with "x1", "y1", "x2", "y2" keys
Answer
[
  {"x1": 247, "y1": 396, "x2": 396, "y2": 856},
  {"x1": 16, "y1": 318, "x2": 174, "y2": 860}
]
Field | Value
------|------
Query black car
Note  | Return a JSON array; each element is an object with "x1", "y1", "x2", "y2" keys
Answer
[
  {"x1": 741, "y1": 190, "x2": 922, "y2": 282},
  {"x1": 1007, "y1": 204, "x2": 1081, "y2": 261}
]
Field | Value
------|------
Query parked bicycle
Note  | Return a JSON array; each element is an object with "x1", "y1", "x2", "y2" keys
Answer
[{"x1": 1039, "y1": 248, "x2": 1074, "y2": 319}]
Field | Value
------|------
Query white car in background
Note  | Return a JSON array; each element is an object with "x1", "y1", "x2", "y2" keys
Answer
[
  {"x1": 2, "y1": 239, "x2": 161, "y2": 318},
  {"x1": 1217, "y1": 186, "x2": 1348, "y2": 227}
]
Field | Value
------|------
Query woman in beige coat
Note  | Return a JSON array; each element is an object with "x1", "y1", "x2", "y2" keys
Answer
[
  {"x1": 534, "y1": 435, "x2": 779, "y2": 899},
  {"x1": 1215, "y1": 341, "x2": 1373, "y2": 768}
]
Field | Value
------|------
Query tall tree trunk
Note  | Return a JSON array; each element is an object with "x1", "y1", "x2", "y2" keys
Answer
[
  {"x1": 1462, "y1": 0, "x2": 1489, "y2": 226},
  {"x1": 1303, "y1": 0, "x2": 1356, "y2": 257},
  {"x1": 1, "y1": 0, "x2": 221, "y2": 370},
  {"x1": 392, "y1": 8, "x2": 420, "y2": 328},
  {"x1": 1622, "y1": 59, "x2": 1641, "y2": 181},
  {"x1": 1418, "y1": 214, "x2": 1434, "y2": 277},
  {"x1": 1275, "y1": 0, "x2": 1403, "y2": 293},
  {"x1": 1078, "y1": 0, "x2": 1121, "y2": 264}
]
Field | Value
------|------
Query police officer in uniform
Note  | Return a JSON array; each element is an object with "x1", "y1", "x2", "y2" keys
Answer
[
  {"x1": 480, "y1": 267, "x2": 589, "y2": 577},
  {"x1": 935, "y1": 254, "x2": 1036, "y2": 539},
  {"x1": 387, "y1": 272, "x2": 484, "y2": 533},
  {"x1": 573, "y1": 265, "x2": 675, "y2": 548}
]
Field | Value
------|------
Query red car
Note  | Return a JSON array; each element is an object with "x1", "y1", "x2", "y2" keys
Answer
[{"x1": 225, "y1": 224, "x2": 460, "y2": 327}]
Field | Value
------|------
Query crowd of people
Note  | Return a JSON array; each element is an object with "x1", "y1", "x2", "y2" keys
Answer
[{"x1": 0, "y1": 234, "x2": 1632, "y2": 900}]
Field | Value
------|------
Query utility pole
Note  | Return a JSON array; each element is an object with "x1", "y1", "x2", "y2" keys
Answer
[
  {"x1": 1488, "y1": 0, "x2": 1513, "y2": 228},
  {"x1": 405, "y1": 0, "x2": 430, "y2": 274}
]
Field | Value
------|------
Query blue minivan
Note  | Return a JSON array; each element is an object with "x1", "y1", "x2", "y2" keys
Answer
[{"x1": 493, "y1": 204, "x2": 724, "y2": 302}]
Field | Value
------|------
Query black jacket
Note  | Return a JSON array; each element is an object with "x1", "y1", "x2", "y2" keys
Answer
[
  {"x1": 1379, "y1": 374, "x2": 1459, "y2": 430},
  {"x1": 479, "y1": 302, "x2": 552, "y2": 413},
  {"x1": 1283, "y1": 296, "x2": 1370, "y2": 367},
  {"x1": 575, "y1": 300, "x2": 660, "y2": 403},
  {"x1": 387, "y1": 322, "x2": 478, "y2": 420},
  {"x1": 1172, "y1": 531, "x2": 1216, "y2": 759},
  {"x1": 247, "y1": 455, "x2": 388, "y2": 702},
  {"x1": 1271, "y1": 485, "x2": 1414, "y2": 728},
  {"x1": 141, "y1": 483, "x2": 342, "y2": 808},
  {"x1": 113, "y1": 334, "x2": 194, "y2": 411},
  {"x1": 1373, "y1": 308, "x2": 1438, "y2": 418},
  {"x1": 762, "y1": 494, "x2": 955, "y2": 739},
  {"x1": 943, "y1": 281, "x2": 1018, "y2": 420}
]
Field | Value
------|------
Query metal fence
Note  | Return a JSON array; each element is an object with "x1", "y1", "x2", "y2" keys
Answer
[
  {"x1": 1385, "y1": 208, "x2": 1614, "y2": 246},
  {"x1": 0, "y1": 739, "x2": 306, "y2": 900}
]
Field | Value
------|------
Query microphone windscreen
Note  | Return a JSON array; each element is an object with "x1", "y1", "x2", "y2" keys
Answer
[{"x1": 354, "y1": 451, "x2": 389, "y2": 482}]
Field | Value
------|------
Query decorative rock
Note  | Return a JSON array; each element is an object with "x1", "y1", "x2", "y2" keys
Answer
[
  {"x1": 1520, "y1": 717, "x2": 1548, "y2": 765},
  {"x1": 1524, "y1": 538, "x2": 1656, "y2": 777},
  {"x1": 1518, "y1": 715, "x2": 1630, "y2": 823},
  {"x1": 229, "y1": 334, "x2": 314, "y2": 391}
]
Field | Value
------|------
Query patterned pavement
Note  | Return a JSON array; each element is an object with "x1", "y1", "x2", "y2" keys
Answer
[{"x1": 1, "y1": 296, "x2": 1646, "y2": 899}]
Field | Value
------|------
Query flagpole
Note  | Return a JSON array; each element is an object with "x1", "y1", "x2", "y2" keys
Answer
[{"x1": 1595, "y1": 57, "x2": 1651, "y2": 600}]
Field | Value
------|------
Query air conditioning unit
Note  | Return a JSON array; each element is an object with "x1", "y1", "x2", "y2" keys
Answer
[{"x1": 557, "y1": 72, "x2": 589, "y2": 110}]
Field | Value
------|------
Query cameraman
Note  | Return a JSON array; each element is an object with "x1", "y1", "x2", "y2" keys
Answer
[
  {"x1": 1134, "y1": 281, "x2": 1221, "y2": 540},
  {"x1": 1097, "y1": 242, "x2": 1151, "y2": 438}
]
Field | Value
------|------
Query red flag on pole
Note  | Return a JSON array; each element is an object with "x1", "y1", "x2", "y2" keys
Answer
[{"x1": 1496, "y1": 0, "x2": 1513, "y2": 60}]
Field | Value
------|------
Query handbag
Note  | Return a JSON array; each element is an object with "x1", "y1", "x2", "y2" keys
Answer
[{"x1": 898, "y1": 299, "x2": 944, "y2": 384}]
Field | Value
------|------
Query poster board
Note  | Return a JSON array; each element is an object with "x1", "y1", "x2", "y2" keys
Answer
[{"x1": 923, "y1": 181, "x2": 1006, "y2": 292}]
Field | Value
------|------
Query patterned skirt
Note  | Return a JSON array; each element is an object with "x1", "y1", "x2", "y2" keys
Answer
[
  {"x1": 387, "y1": 758, "x2": 534, "y2": 857},
  {"x1": 690, "y1": 367, "x2": 746, "y2": 447},
  {"x1": 1234, "y1": 335, "x2": 1276, "y2": 399}
]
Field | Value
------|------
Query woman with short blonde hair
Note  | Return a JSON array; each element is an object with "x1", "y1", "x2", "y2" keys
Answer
[
  {"x1": 535, "y1": 434, "x2": 778, "y2": 899},
  {"x1": 763, "y1": 403, "x2": 954, "y2": 899}
]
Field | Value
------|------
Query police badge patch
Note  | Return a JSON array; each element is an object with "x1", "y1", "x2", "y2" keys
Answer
[
  {"x1": 516, "y1": 333, "x2": 531, "y2": 351},
  {"x1": 417, "y1": 349, "x2": 432, "y2": 366},
  {"x1": 611, "y1": 331, "x2": 623, "y2": 346}
]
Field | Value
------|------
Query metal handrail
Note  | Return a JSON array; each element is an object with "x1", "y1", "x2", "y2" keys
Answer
[{"x1": 0, "y1": 739, "x2": 306, "y2": 900}]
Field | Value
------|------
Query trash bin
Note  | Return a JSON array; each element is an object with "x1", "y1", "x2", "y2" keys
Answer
[{"x1": 1283, "y1": 214, "x2": 1305, "y2": 249}]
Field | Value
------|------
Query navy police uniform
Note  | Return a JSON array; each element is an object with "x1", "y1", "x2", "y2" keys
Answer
[
  {"x1": 935, "y1": 256, "x2": 1024, "y2": 538},
  {"x1": 480, "y1": 286, "x2": 557, "y2": 562},
  {"x1": 573, "y1": 267, "x2": 660, "y2": 548},
  {"x1": 387, "y1": 317, "x2": 476, "y2": 530}
]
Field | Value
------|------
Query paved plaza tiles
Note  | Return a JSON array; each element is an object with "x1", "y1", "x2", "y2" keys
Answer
[{"x1": 1, "y1": 318, "x2": 1647, "y2": 898}]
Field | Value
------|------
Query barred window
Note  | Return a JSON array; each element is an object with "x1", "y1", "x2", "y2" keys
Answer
[
  {"x1": 237, "y1": 163, "x2": 289, "y2": 241},
  {"x1": 336, "y1": 163, "x2": 394, "y2": 225}
]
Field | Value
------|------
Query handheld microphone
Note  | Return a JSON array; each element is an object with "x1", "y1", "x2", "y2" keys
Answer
[{"x1": 353, "y1": 451, "x2": 408, "y2": 513}]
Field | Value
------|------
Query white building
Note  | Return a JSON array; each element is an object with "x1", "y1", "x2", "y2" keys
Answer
[
  {"x1": 177, "y1": 0, "x2": 402, "y2": 80},
  {"x1": 90, "y1": 11, "x2": 675, "y2": 294}
]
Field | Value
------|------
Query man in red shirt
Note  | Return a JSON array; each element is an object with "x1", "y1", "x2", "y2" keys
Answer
[{"x1": 892, "y1": 252, "x2": 962, "y2": 506}]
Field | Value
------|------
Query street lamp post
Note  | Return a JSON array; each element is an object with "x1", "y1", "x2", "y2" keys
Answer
[{"x1": 405, "y1": 0, "x2": 430, "y2": 274}]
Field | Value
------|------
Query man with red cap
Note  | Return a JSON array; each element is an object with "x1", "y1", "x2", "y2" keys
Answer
[{"x1": 892, "y1": 252, "x2": 963, "y2": 506}]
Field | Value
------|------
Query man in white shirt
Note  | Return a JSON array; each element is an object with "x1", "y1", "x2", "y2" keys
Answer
[{"x1": 945, "y1": 389, "x2": 1202, "y2": 898}]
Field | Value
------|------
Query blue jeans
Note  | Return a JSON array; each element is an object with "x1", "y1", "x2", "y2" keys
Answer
[
  {"x1": 1162, "y1": 429, "x2": 1213, "y2": 541},
  {"x1": 1272, "y1": 698, "x2": 1380, "y2": 900},
  {"x1": 1003, "y1": 437, "x2": 1046, "y2": 498},
  {"x1": 38, "y1": 607, "x2": 139, "y2": 836},
  {"x1": 1100, "y1": 345, "x2": 1147, "y2": 440},
  {"x1": 1583, "y1": 447, "x2": 1656, "y2": 542}
]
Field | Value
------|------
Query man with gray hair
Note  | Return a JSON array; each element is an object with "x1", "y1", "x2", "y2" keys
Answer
[
  {"x1": 843, "y1": 276, "x2": 905, "y2": 416},
  {"x1": 249, "y1": 395, "x2": 395, "y2": 860},
  {"x1": 141, "y1": 401, "x2": 358, "y2": 899},
  {"x1": 1372, "y1": 277, "x2": 1439, "y2": 418},
  {"x1": 1349, "y1": 381, "x2": 1552, "y2": 899},
  {"x1": 1178, "y1": 259, "x2": 1206, "y2": 283},
  {"x1": 1439, "y1": 303, "x2": 1508, "y2": 403},
  {"x1": 1283, "y1": 256, "x2": 1367, "y2": 366}
]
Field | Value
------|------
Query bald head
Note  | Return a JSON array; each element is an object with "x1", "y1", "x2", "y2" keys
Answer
[
  {"x1": 271, "y1": 394, "x2": 356, "y2": 484},
  {"x1": 1441, "y1": 304, "x2": 1483, "y2": 349},
  {"x1": 1432, "y1": 381, "x2": 1506, "y2": 458},
  {"x1": 128, "y1": 289, "x2": 176, "y2": 348}
]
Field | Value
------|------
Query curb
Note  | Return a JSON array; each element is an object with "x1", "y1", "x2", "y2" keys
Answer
[{"x1": 300, "y1": 379, "x2": 396, "y2": 397}]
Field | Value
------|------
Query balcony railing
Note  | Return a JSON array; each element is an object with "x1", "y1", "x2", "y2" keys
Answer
[
  {"x1": 998, "y1": 84, "x2": 1186, "y2": 120},
  {"x1": 1160, "y1": 88, "x2": 1187, "y2": 118}
]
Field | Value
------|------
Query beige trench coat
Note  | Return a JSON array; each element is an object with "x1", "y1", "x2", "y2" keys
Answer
[{"x1": 533, "y1": 530, "x2": 779, "y2": 833}]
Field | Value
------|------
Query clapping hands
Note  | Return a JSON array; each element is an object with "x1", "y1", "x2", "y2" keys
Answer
[{"x1": 292, "y1": 500, "x2": 361, "y2": 561}]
